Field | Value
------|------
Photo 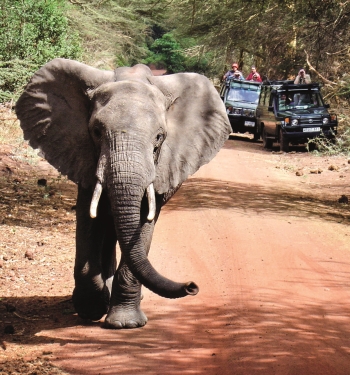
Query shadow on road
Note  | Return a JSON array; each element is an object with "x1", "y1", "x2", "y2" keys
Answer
[
  {"x1": 226, "y1": 133, "x2": 311, "y2": 154},
  {"x1": 2, "y1": 292, "x2": 350, "y2": 375},
  {"x1": 166, "y1": 177, "x2": 349, "y2": 224}
]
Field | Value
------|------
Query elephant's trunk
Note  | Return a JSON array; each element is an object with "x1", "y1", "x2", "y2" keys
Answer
[
  {"x1": 95, "y1": 144, "x2": 198, "y2": 299},
  {"x1": 110, "y1": 181, "x2": 198, "y2": 299}
]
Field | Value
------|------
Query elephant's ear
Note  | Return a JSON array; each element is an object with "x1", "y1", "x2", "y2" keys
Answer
[
  {"x1": 15, "y1": 58, "x2": 115, "y2": 188},
  {"x1": 150, "y1": 73, "x2": 231, "y2": 194}
]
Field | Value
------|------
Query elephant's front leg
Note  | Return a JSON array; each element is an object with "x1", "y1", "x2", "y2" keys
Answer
[
  {"x1": 73, "y1": 185, "x2": 117, "y2": 321},
  {"x1": 104, "y1": 218, "x2": 156, "y2": 329}
]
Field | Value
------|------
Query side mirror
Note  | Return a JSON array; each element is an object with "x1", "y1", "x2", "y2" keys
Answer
[{"x1": 268, "y1": 106, "x2": 274, "y2": 112}]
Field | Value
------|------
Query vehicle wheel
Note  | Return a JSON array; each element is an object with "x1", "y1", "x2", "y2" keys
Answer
[
  {"x1": 279, "y1": 128, "x2": 289, "y2": 152},
  {"x1": 262, "y1": 128, "x2": 273, "y2": 149},
  {"x1": 307, "y1": 141, "x2": 317, "y2": 151},
  {"x1": 253, "y1": 130, "x2": 260, "y2": 141}
]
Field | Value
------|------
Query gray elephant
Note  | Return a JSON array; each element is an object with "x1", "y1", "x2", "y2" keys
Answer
[{"x1": 15, "y1": 59, "x2": 231, "y2": 329}]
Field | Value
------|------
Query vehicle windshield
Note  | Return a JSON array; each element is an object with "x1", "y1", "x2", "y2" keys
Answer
[
  {"x1": 227, "y1": 82, "x2": 260, "y2": 104},
  {"x1": 227, "y1": 88, "x2": 260, "y2": 104},
  {"x1": 277, "y1": 90, "x2": 324, "y2": 110}
]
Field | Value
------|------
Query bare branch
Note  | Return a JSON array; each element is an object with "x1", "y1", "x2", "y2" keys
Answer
[{"x1": 304, "y1": 49, "x2": 336, "y2": 85}]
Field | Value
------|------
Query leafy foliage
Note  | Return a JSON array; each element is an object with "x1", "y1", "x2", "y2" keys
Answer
[
  {"x1": 67, "y1": 0, "x2": 169, "y2": 68},
  {"x1": 143, "y1": 33, "x2": 185, "y2": 73},
  {"x1": 308, "y1": 129, "x2": 350, "y2": 156},
  {"x1": 1, "y1": 0, "x2": 349, "y2": 152},
  {"x1": 0, "y1": 0, "x2": 81, "y2": 101},
  {"x1": 171, "y1": 0, "x2": 350, "y2": 82},
  {"x1": 0, "y1": 60, "x2": 38, "y2": 102}
]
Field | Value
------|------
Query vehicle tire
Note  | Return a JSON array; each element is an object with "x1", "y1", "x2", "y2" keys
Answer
[
  {"x1": 279, "y1": 128, "x2": 289, "y2": 152},
  {"x1": 307, "y1": 141, "x2": 317, "y2": 152},
  {"x1": 262, "y1": 128, "x2": 273, "y2": 149},
  {"x1": 253, "y1": 130, "x2": 260, "y2": 141}
]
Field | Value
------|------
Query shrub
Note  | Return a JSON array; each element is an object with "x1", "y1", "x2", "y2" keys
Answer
[
  {"x1": 308, "y1": 129, "x2": 350, "y2": 156},
  {"x1": 0, "y1": 0, "x2": 81, "y2": 102},
  {"x1": 143, "y1": 33, "x2": 185, "y2": 73}
]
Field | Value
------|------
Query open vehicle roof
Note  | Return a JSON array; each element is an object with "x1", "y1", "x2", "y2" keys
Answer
[
  {"x1": 228, "y1": 79, "x2": 262, "y2": 91},
  {"x1": 263, "y1": 80, "x2": 321, "y2": 91}
]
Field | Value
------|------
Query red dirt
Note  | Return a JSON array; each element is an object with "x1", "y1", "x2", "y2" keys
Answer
[{"x1": 1, "y1": 135, "x2": 350, "y2": 374}]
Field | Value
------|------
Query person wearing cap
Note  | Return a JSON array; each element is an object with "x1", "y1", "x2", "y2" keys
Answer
[
  {"x1": 246, "y1": 66, "x2": 262, "y2": 82},
  {"x1": 294, "y1": 69, "x2": 311, "y2": 84},
  {"x1": 223, "y1": 63, "x2": 244, "y2": 80}
]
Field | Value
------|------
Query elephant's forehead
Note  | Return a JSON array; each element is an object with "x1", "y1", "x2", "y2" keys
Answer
[
  {"x1": 95, "y1": 81, "x2": 162, "y2": 102},
  {"x1": 92, "y1": 81, "x2": 165, "y2": 123}
]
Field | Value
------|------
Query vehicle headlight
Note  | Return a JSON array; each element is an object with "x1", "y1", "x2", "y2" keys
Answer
[
  {"x1": 323, "y1": 117, "x2": 329, "y2": 124},
  {"x1": 243, "y1": 109, "x2": 254, "y2": 117},
  {"x1": 234, "y1": 108, "x2": 242, "y2": 115},
  {"x1": 291, "y1": 119, "x2": 299, "y2": 126}
]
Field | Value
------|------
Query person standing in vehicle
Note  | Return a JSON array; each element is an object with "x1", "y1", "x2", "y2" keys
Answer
[
  {"x1": 246, "y1": 66, "x2": 262, "y2": 82},
  {"x1": 223, "y1": 63, "x2": 244, "y2": 80},
  {"x1": 294, "y1": 69, "x2": 311, "y2": 84},
  {"x1": 233, "y1": 70, "x2": 244, "y2": 80}
]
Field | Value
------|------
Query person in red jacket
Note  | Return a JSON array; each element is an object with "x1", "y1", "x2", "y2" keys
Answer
[{"x1": 246, "y1": 66, "x2": 262, "y2": 82}]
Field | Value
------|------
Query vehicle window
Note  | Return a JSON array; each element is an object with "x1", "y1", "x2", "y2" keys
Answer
[
  {"x1": 227, "y1": 87, "x2": 260, "y2": 104},
  {"x1": 279, "y1": 90, "x2": 324, "y2": 109},
  {"x1": 277, "y1": 92, "x2": 292, "y2": 110}
]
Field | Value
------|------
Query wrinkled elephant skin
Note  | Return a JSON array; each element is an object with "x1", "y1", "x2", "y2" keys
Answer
[{"x1": 15, "y1": 59, "x2": 231, "y2": 329}]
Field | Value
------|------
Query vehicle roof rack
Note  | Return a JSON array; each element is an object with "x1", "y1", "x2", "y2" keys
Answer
[
  {"x1": 262, "y1": 79, "x2": 294, "y2": 85},
  {"x1": 263, "y1": 80, "x2": 320, "y2": 90},
  {"x1": 226, "y1": 77, "x2": 262, "y2": 85}
]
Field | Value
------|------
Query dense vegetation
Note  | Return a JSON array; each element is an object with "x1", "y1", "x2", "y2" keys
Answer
[
  {"x1": 0, "y1": 0, "x2": 349, "y2": 151},
  {"x1": 2, "y1": 0, "x2": 350, "y2": 91},
  {"x1": 0, "y1": 0, "x2": 81, "y2": 102}
]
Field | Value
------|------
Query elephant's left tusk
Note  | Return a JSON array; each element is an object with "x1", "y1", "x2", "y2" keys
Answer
[
  {"x1": 147, "y1": 183, "x2": 156, "y2": 221},
  {"x1": 90, "y1": 181, "x2": 103, "y2": 218}
]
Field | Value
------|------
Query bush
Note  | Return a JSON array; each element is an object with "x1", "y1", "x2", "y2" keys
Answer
[
  {"x1": 0, "y1": 0, "x2": 81, "y2": 102},
  {"x1": 143, "y1": 33, "x2": 185, "y2": 73},
  {"x1": 0, "y1": 60, "x2": 38, "y2": 102},
  {"x1": 308, "y1": 129, "x2": 350, "y2": 156}
]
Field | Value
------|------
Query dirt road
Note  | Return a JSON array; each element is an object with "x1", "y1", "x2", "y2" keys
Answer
[{"x1": 1, "y1": 137, "x2": 350, "y2": 374}]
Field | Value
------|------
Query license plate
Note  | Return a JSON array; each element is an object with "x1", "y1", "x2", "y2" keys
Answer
[
  {"x1": 303, "y1": 127, "x2": 321, "y2": 132},
  {"x1": 244, "y1": 121, "x2": 255, "y2": 127}
]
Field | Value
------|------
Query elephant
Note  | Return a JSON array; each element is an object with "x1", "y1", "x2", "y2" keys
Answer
[{"x1": 15, "y1": 58, "x2": 231, "y2": 329}]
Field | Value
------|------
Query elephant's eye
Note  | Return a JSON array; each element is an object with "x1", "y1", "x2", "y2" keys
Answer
[
  {"x1": 93, "y1": 127, "x2": 102, "y2": 139},
  {"x1": 153, "y1": 130, "x2": 166, "y2": 163}
]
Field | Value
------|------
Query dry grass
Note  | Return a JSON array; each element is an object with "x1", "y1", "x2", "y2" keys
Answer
[{"x1": 0, "y1": 106, "x2": 40, "y2": 166}]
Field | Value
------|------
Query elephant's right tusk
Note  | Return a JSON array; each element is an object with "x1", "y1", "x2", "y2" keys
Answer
[
  {"x1": 90, "y1": 181, "x2": 103, "y2": 218},
  {"x1": 146, "y1": 183, "x2": 156, "y2": 221}
]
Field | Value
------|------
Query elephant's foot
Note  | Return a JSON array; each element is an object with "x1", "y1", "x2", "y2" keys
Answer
[
  {"x1": 72, "y1": 284, "x2": 110, "y2": 321},
  {"x1": 104, "y1": 305, "x2": 147, "y2": 329}
]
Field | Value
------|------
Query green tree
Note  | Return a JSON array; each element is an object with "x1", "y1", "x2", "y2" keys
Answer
[
  {"x1": 68, "y1": 0, "x2": 170, "y2": 69},
  {"x1": 143, "y1": 33, "x2": 185, "y2": 73},
  {"x1": 170, "y1": 0, "x2": 350, "y2": 81},
  {"x1": 0, "y1": 0, "x2": 81, "y2": 101}
]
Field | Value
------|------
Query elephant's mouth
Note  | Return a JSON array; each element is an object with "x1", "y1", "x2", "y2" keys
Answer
[{"x1": 89, "y1": 179, "x2": 156, "y2": 221}]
